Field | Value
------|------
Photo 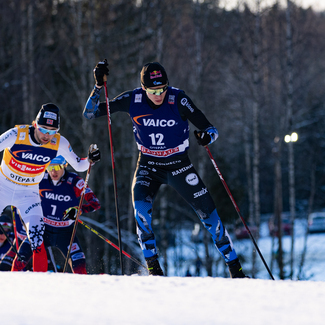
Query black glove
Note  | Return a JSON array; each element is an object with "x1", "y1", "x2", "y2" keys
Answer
[
  {"x1": 194, "y1": 130, "x2": 211, "y2": 146},
  {"x1": 63, "y1": 207, "x2": 78, "y2": 221},
  {"x1": 93, "y1": 59, "x2": 109, "y2": 86},
  {"x1": 88, "y1": 144, "x2": 101, "y2": 165}
]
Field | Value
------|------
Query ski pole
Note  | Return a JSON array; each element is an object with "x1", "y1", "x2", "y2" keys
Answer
[
  {"x1": 63, "y1": 163, "x2": 92, "y2": 273},
  {"x1": 0, "y1": 223, "x2": 23, "y2": 261},
  {"x1": 103, "y1": 73, "x2": 124, "y2": 275},
  {"x1": 10, "y1": 206, "x2": 20, "y2": 251},
  {"x1": 47, "y1": 247, "x2": 58, "y2": 273},
  {"x1": 77, "y1": 218, "x2": 147, "y2": 270},
  {"x1": 205, "y1": 146, "x2": 275, "y2": 280}
]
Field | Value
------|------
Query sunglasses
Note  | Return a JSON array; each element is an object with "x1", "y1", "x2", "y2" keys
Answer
[
  {"x1": 0, "y1": 222, "x2": 12, "y2": 234},
  {"x1": 145, "y1": 85, "x2": 168, "y2": 96},
  {"x1": 36, "y1": 123, "x2": 59, "y2": 135},
  {"x1": 47, "y1": 164, "x2": 65, "y2": 172}
]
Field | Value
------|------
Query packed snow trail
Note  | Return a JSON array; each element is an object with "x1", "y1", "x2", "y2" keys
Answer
[{"x1": 1, "y1": 272, "x2": 324, "y2": 325}]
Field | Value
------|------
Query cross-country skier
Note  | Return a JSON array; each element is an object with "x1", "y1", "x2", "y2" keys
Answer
[
  {"x1": 0, "y1": 210, "x2": 15, "y2": 268},
  {"x1": 83, "y1": 60, "x2": 247, "y2": 278},
  {"x1": 0, "y1": 103, "x2": 100, "y2": 272},
  {"x1": 13, "y1": 156, "x2": 101, "y2": 273},
  {"x1": 41, "y1": 155, "x2": 100, "y2": 273},
  {"x1": 0, "y1": 206, "x2": 27, "y2": 271}
]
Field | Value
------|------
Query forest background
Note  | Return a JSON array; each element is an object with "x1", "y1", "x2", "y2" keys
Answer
[{"x1": 1, "y1": 0, "x2": 325, "y2": 279}]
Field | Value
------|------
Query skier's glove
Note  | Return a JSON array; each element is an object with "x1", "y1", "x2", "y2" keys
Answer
[
  {"x1": 194, "y1": 127, "x2": 218, "y2": 147},
  {"x1": 88, "y1": 144, "x2": 101, "y2": 165},
  {"x1": 93, "y1": 59, "x2": 109, "y2": 86},
  {"x1": 63, "y1": 207, "x2": 79, "y2": 221}
]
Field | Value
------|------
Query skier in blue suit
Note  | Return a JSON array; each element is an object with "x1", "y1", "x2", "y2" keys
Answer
[
  {"x1": 11, "y1": 156, "x2": 101, "y2": 273},
  {"x1": 83, "y1": 60, "x2": 247, "y2": 278},
  {"x1": 0, "y1": 210, "x2": 15, "y2": 269}
]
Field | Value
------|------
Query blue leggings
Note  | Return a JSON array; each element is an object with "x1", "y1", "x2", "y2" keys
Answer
[{"x1": 132, "y1": 153, "x2": 238, "y2": 263}]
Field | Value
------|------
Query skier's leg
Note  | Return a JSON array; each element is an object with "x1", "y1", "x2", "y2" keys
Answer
[
  {"x1": 17, "y1": 203, "x2": 47, "y2": 272},
  {"x1": 168, "y1": 160, "x2": 246, "y2": 277},
  {"x1": 56, "y1": 228, "x2": 87, "y2": 274},
  {"x1": 69, "y1": 239, "x2": 87, "y2": 274},
  {"x1": 132, "y1": 162, "x2": 163, "y2": 275}
]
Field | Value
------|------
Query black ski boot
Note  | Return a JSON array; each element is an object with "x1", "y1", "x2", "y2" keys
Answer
[
  {"x1": 227, "y1": 258, "x2": 249, "y2": 278},
  {"x1": 146, "y1": 256, "x2": 164, "y2": 276}
]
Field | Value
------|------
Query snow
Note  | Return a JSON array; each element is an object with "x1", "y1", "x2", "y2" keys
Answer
[{"x1": 2, "y1": 272, "x2": 325, "y2": 325}]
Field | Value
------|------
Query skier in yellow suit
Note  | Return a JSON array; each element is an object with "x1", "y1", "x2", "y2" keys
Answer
[{"x1": 0, "y1": 103, "x2": 100, "y2": 272}]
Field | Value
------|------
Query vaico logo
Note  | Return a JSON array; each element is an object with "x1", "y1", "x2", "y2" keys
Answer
[
  {"x1": 12, "y1": 150, "x2": 51, "y2": 163},
  {"x1": 39, "y1": 189, "x2": 71, "y2": 202},
  {"x1": 133, "y1": 114, "x2": 176, "y2": 127}
]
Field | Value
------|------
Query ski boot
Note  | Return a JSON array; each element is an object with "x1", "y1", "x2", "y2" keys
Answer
[
  {"x1": 227, "y1": 258, "x2": 249, "y2": 278},
  {"x1": 146, "y1": 256, "x2": 164, "y2": 276}
]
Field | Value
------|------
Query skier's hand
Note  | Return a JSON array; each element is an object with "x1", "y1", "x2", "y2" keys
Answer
[
  {"x1": 63, "y1": 207, "x2": 78, "y2": 221},
  {"x1": 194, "y1": 127, "x2": 218, "y2": 147},
  {"x1": 88, "y1": 144, "x2": 101, "y2": 165},
  {"x1": 93, "y1": 59, "x2": 109, "y2": 87},
  {"x1": 194, "y1": 130, "x2": 212, "y2": 146}
]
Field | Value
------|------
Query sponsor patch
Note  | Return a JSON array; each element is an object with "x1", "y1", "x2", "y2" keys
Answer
[
  {"x1": 143, "y1": 118, "x2": 176, "y2": 127},
  {"x1": 148, "y1": 160, "x2": 181, "y2": 166},
  {"x1": 185, "y1": 173, "x2": 199, "y2": 186},
  {"x1": 135, "y1": 180, "x2": 150, "y2": 187},
  {"x1": 180, "y1": 98, "x2": 194, "y2": 113},
  {"x1": 141, "y1": 146, "x2": 179, "y2": 157},
  {"x1": 150, "y1": 70, "x2": 162, "y2": 79},
  {"x1": 25, "y1": 202, "x2": 41, "y2": 214},
  {"x1": 9, "y1": 158, "x2": 45, "y2": 174},
  {"x1": 168, "y1": 95, "x2": 175, "y2": 104},
  {"x1": 10, "y1": 173, "x2": 36, "y2": 184},
  {"x1": 50, "y1": 138, "x2": 57, "y2": 145},
  {"x1": 194, "y1": 187, "x2": 208, "y2": 199},
  {"x1": 43, "y1": 192, "x2": 71, "y2": 202},
  {"x1": 172, "y1": 164, "x2": 193, "y2": 176},
  {"x1": 19, "y1": 132, "x2": 26, "y2": 140},
  {"x1": 44, "y1": 112, "x2": 57, "y2": 120},
  {"x1": 43, "y1": 217, "x2": 70, "y2": 227},
  {"x1": 71, "y1": 252, "x2": 85, "y2": 261},
  {"x1": 18, "y1": 152, "x2": 51, "y2": 163},
  {"x1": 76, "y1": 179, "x2": 85, "y2": 190},
  {"x1": 69, "y1": 243, "x2": 80, "y2": 253},
  {"x1": 135, "y1": 94, "x2": 142, "y2": 103}
]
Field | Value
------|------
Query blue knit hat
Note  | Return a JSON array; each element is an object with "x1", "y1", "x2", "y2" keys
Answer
[{"x1": 49, "y1": 155, "x2": 67, "y2": 166}]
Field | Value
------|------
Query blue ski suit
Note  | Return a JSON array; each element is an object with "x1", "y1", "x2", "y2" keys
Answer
[
  {"x1": 83, "y1": 85, "x2": 239, "y2": 264},
  {"x1": 16, "y1": 170, "x2": 100, "y2": 273}
]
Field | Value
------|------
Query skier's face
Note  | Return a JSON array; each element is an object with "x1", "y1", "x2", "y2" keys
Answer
[
  {"x1": 0, "y1": 234, "x2": 6, "y2": 244},
  {"x1": 47, "y1": 165, "x2": 65, "y2": 181},
  {"x1": 34, "y1": 123, "x2": 58, "y2": 145},
  {"x1": 143, "y1": 84, "x2": 168, "y2": 106},
  {"x1": 0, "y1": 224, "x2": 11, "y2": 244}
]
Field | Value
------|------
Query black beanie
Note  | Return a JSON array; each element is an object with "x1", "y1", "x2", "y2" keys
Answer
[
  {"x1": 36, "y1": 103, "x2": 60, "y2": 129},
  {"x1": 140, "y1": 62, "x2": 168, "y2": 88}
]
